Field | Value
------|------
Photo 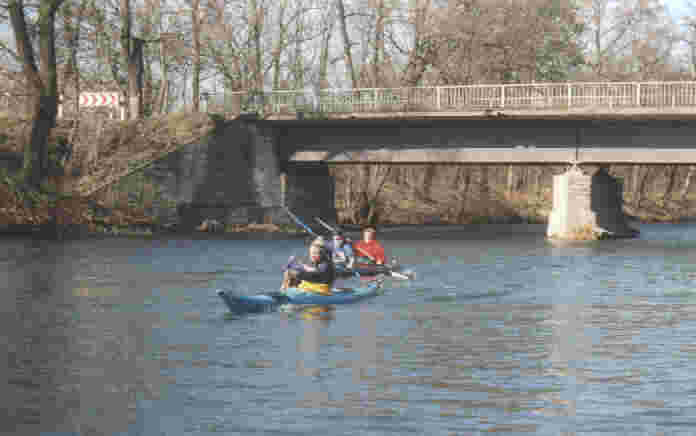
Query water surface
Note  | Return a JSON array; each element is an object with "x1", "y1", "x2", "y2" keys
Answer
[{"x1": 2, "y1": 224, "x2": 696, "y2": 435}]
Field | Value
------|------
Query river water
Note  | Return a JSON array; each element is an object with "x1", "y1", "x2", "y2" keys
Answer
[{"x1": 2, "y1": 224, "x2": 696, "y2": 435}]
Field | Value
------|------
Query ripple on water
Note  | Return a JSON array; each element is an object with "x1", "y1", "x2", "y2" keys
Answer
[{"x1": 7, "y1": 226, "x2": 696, "y2": 435}]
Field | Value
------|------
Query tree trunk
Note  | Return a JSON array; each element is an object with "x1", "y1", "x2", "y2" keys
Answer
[
  {"x1": 120, "y1": 0, "x2": 136, "y2": 118},
  {"x1": 336, "y1": 0, "x2": 356, "y2": 88},
  {"x1": 128, "y1": 38, "x2": 144, "y2": 119},
  {"x1": 372, "y1": 0, "x2": 385, "y2": 87},
  {"x1": 158, "y1": 28, "x2": 168, "y2": 114},
  {"x1": 318, "y1": 3, "x2": 335, "y2": 88},
  {"x1": 272, "y1": 0, "x2": 287, "y2": 90},
  {"x1": 663, "y1": 165, "x2": 678, "y2": 200},
  {"x1": 9, "y1": 0, "x2": 64, "y2": 187},
  {"x1": 26, "y1": 97, "x2": 58, "y2": 186},
  {"x1": 293, "y1": 15, "x2": 304, "y2": 89},
  {"x1": 680, "y1": 165, "x2": 695, "y2": 198},
  {"x1": 402, "y1": 0, "x2": 431, "y2": 86},
  {"x1": 191, "y1": 0, "x2": 201, "y2": 111},
  {"x1": 248, "y1": 0, "x2": 263, "y2": 91}
]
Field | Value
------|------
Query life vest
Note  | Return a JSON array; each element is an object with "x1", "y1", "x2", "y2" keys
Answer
[
  {"x1": 353, "y1": 240, "x2": 386, "y2": 264},
  {"x1": 298, "y1": 281, "x2": 332, "y2": 295}
]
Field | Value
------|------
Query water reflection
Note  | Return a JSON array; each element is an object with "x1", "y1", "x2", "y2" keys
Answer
[
  {"x1": 0, "y1": 240, "x2": 80, "y2": 434},
  {"x1": 0, "y1": 239, "x2": 171, "y2": 435}
]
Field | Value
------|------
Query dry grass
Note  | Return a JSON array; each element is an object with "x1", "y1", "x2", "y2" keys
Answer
[
  {"x1": 0, "y1": 174, "x2": 153, "y2": 229},
  {"x1": 74, "y1": 112, "x2": 216, "y2": 195},
  {"x1": 0, "y1": 111, "x2": 217, "y2": 195},
  {"x1": 0, "y1": 112, "x2": 216, "y2": 230}
]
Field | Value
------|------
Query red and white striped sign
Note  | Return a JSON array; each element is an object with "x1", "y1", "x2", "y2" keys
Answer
[{"x1": 79, "y1": 92, "x2": 120, "y2": 107}]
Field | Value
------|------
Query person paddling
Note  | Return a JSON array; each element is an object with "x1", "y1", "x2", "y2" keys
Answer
[
  {"x1": 281, "y1": 241, "x2": 335, "y2": 295},
  {"x1": 330, "y1": 232, "x2": 355, "y2": 268},
  {"x1": 352, "y1": 226, "x2": 386, "y2": 265}
]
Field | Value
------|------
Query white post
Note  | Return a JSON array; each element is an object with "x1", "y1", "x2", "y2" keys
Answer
[
  {"x1": 567, "y1": 83, "x2": 571, "y2": 109},
  {"x1": 436, "y1": 86, "x2": 441, "y2": 110},
  {"x1": 500, "y1": 85, "x2": 505, "y2": 108},
  {"x1": 57, "y1": 94, "x2": 63, "y2": 119},
  {"x1": 374, "y1": 88, "x2": 378, "y2": 111},
  {"x1": 635, "y1": 83, "x2": 640, "y2": 106},
  {"x1": 120, "y1": 95, "x2": 126, "y2": 120}
]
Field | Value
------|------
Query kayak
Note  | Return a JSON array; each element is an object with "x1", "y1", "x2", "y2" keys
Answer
[
  {"x1": 335, "y1": 264, "x2": 390, "y2": 278},
  {"x1": 335, "y1": 263, "x2": 415, "y2": 280},
  {"x1": 217, "y1": 281, "x2": 383, "y2": 314}
]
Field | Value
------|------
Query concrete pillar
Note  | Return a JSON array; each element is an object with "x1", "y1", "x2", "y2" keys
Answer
[
  {"x1": 547, "y1": 166, "x2": 638, "y2": 240},
  {"x1": 547, "y1": 166, "x2": 596, "y2": 240},
  {"x1": 247, "y1": 122, "x2": 289, "y2": 224}
]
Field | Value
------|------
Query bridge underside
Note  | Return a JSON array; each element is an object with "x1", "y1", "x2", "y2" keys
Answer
[
  {"x1": 289, "y1": 148, "x2": 696, "y2": 164},
  {"x1": 273, "y1": 117, "x2": 696, "y2": 165}
]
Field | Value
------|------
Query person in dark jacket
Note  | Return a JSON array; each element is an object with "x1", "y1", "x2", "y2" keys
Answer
[{"x1": 281, "y1": 242, "x2": 335, "y2": 294}]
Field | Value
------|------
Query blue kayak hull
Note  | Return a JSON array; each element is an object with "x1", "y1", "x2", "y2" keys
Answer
[{"x1": 217, "y1": 282, "x2": 382, "y2": 314}]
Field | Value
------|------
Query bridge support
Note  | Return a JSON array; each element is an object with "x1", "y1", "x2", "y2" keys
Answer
[
  {"x1": 243, "y1": 121, "x2": 288, "y2": 224},
  {"x1": 547, "y1": 165, "x2": 638, "y2": 240}
]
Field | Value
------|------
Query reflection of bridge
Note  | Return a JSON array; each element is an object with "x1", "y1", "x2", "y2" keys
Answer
[{"x1": 212, "y1": 81, "x2": 696, "y2": 118}]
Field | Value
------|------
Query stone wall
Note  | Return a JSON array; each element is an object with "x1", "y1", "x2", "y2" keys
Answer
[{"x1": 94, "y1": 119, "x2": 289, "y2": 230}]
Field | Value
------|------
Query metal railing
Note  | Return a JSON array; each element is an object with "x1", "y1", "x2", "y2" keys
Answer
[
  {"x1": 5, "y1": 81, "x2": 696, "y2": 118},
  {"x1": 211, "y1": 81, "x2": 696, "y2": 115}
]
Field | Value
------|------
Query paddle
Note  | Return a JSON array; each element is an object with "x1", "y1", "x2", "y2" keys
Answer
[
  {"x1": 283, "y1": 206, "x2": 319, "y2": 237},
  {"x1": 314, "y1": 217, "x2": 412, "y2": 280}
]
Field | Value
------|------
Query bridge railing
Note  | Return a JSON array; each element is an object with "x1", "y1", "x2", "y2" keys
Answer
[{"x1": 213, "y1": 81, "x2": 696, "y2": 115}]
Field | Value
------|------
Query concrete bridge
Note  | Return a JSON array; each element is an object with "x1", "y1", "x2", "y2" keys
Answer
[{"x1": 113, "y1": 111, "x2": 696, "y2": 239}]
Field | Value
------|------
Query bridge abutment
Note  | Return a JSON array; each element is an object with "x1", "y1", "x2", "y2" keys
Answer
[
  {"x1": 547, "y1": 166, "x2": 639, "y2": 240},
  {"x1": 243, "y1": 121, "x2": 288, "y2": 224}
]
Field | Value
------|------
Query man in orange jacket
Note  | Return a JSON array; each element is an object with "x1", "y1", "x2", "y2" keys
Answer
[{"x1": 352, "y1": 226, "x2": 386, "y2": 265}]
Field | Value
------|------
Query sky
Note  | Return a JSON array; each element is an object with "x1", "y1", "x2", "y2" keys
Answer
[{"x1": 666, "y1": 0, "x2": 692, "y2": 19}]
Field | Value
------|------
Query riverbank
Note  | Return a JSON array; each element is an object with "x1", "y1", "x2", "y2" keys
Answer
[{"x1": 0, "y1": 174, "x2": 309, "y2": 239}]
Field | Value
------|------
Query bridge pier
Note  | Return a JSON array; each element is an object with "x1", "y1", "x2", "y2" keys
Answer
[
  {"x1": 242, "y1": 121, "x2": 288, "y2": 224},
  {"x1": 547, "y1": 165, "x2": 638, "y2": 240}
]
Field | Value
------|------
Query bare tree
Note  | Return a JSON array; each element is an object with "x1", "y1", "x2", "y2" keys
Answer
[
  {"x1": 399, "y1": 0, "x2": 436, "y2": 86},
  {"x1": 8, "y1": 0, "x2": 65, "y2": 187},
  {"x1": 61, "y1": 0, "x2": 88, "y2": 115},
  {"x1": 677, "y1": 1, "x2": 696, "y2": 78},
  {"x1": 336, "y1": 0, "x2": 357, "y2": 87},
  {"x1": 191, "y1": 0, "x2": 202, "y2": 111},
  {"x1": 248, "y1": 0, "x2": 263, "y2": 91},
  {"x1": 318, "y1": 0, "x2": 336, "y2": 88},
  {"x1": 271, "y1": 0, "x2": 288, "y2": 89},
  {"x1": 579, "y1": 0, "x2": 671, "y2": 80}
]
